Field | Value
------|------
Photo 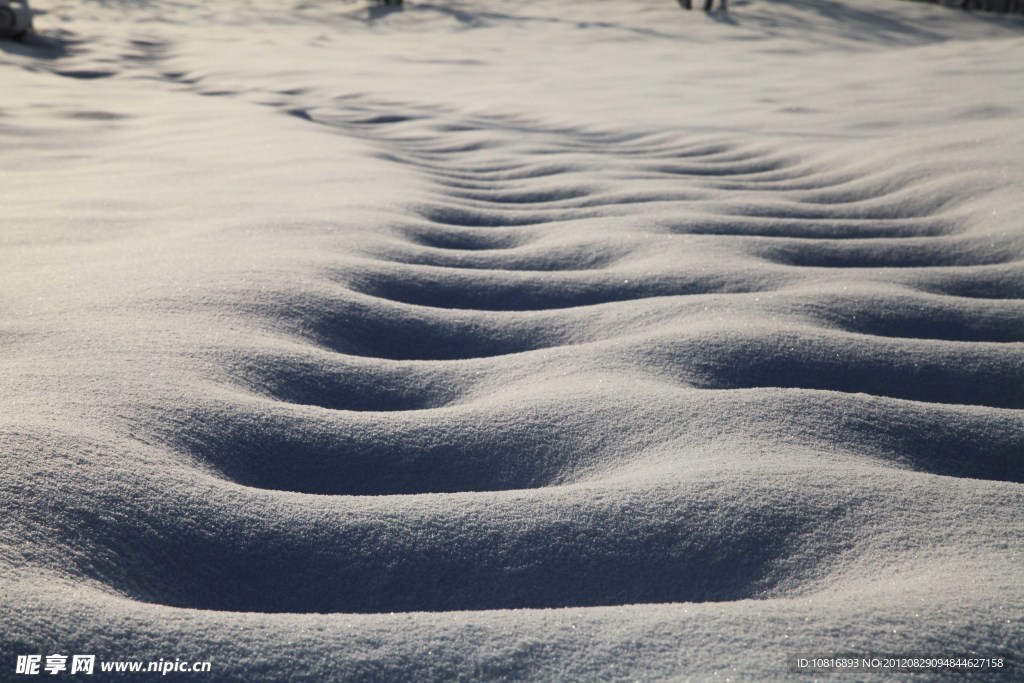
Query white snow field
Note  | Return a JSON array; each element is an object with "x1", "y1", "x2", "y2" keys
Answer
[{"x1": 2, "y1": 0, "x2": 1023, "y2": 679}]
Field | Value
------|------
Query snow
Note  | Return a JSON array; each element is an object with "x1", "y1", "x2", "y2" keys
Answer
[{"x1": 2, "y1": 0, "x2": 1022, "y2": 679}]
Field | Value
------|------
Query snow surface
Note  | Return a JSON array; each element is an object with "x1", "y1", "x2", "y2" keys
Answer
[{"x1": 2, "y1": 0, "x2": 1023, "y2": 680}]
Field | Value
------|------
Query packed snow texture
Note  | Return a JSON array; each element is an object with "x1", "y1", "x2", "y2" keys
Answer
[{"x1": 2, "y1": 0, "x2": 1023, "y2": 680}]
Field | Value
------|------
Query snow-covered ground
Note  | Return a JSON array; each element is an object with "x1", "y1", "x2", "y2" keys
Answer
[{"x1": 2, "y1": 0, "x2": 1023, "y2": 679}]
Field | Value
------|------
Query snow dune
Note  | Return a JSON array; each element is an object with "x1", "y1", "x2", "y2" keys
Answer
[{"x1": 2, "y1": 0, "x2": 1023, "y2": 679}]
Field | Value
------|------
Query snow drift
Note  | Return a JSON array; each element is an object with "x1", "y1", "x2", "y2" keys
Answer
[{"x1": 2, "y1": 0, "x2": 1022, "y2": 679}]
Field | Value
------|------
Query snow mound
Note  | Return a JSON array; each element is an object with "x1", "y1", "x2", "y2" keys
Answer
[{"x1": 2, "y1": 0, "x2": 1022, "y2": 679}]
